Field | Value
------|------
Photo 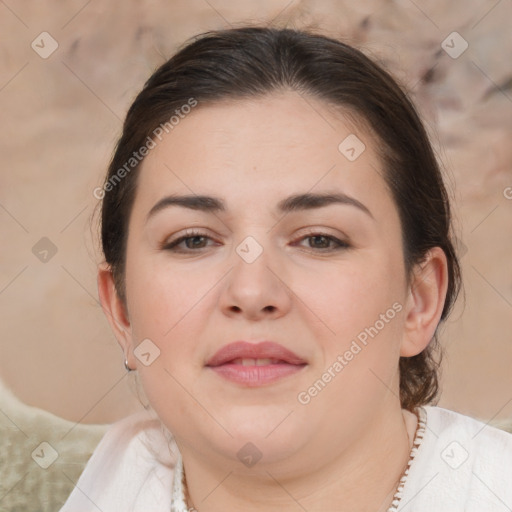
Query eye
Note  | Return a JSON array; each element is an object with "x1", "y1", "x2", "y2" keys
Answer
[
  {"x1": 161, "y1": 229, "x2": 350, "y2": 254},
  {"x1": 293, "y1": 232, "x2": 350, "y2": 252},
  {"x1": 162, "y1": 229, "x2": 218, "y2": 252}
]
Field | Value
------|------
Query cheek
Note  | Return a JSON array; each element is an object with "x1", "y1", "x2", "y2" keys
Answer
[
  {"x1": 301, "y1": 252, "x2": 407, "y2": 393},
  {"x1": 125, "y1": 252, "x2": 211, "y2": 340},
  {"x1": 298, "y1": 260, "x2": 406, "y2": 414},
  {"x1": 299, "y1": 257, "x2": 405, "y2": 339},
  {"x1": 124, "y1": 252, "x2": 224, "y2": 404},
  {"x1": 124, "y1": 258, "x2": 215, "y2": 431}
]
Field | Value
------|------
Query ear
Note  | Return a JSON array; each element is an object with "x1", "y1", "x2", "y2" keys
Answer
[
  {"x1": 400, "y1": 247, "x2": 449, "y2": 357},
  {"x1": 97, "y1": 262, "x2": 136, "y2": 369}
]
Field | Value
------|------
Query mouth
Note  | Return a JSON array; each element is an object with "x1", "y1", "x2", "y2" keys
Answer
[{"x1": 205, "y1": 341, "x2": 307, "y2": 386}]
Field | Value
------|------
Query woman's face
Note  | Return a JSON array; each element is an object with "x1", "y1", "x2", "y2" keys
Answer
[{"x1": 120, "y1": 91, "x2": 412, "y2": 470}]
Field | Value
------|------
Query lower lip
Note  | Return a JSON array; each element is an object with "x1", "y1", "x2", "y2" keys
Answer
[{"x1": 208, "y1": 363, "x2": 306, "y2": 386}]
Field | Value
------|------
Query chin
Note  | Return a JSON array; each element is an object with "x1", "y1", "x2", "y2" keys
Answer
[{"x1": 213, "y1": 409, "x2": 308, "y2": 457}]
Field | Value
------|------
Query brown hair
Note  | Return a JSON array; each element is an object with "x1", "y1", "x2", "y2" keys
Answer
[{"x1": 100, "y1": 26, "x2": 462, "y2": 411}]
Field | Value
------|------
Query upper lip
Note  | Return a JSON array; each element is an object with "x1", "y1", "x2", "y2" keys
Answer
[{"x1": 206, "y1": 341, "x2": 306, "y2": 367}]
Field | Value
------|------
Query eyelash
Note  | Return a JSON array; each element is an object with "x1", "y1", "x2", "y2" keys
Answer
[{"x1": 162, "y1": 229, "x2": 350, "y2": 253}]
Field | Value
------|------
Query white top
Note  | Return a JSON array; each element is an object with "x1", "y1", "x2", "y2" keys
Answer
[{"x1": 59, "y1": 406, "x2": 512, "y2": 512}]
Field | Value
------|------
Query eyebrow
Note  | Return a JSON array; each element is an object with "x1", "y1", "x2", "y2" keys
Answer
[{"x1": 146, "y1": 192, "x2": 374, "y2": 222}]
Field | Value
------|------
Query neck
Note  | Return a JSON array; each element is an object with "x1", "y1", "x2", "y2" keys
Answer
[{"x1": 178, "y1": 403, "x2": 418, "y2": 512}]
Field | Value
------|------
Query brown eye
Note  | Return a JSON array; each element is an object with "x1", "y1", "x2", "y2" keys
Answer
[
  {"x1": 183, "y1": 236, "x2": 208, "y2": 249},
  {"x1": 308, "y1": 235, "x2": 331, "y2": 249},
  {"x1": 162, "y1": 230, "x2": 218, "y2": 253},
  {"x1": 294, "y1": 233, "x2": 350, "y2": 252}
]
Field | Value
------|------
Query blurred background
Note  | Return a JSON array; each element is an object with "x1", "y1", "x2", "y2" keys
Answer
[{"x1": 1, "y1": 0, "x2": 511, "y2": 426}]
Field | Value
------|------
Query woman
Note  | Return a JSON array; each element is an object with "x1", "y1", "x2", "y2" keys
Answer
[{"x1": 60, "y1": 26, "x2": 512, "y2": 511}]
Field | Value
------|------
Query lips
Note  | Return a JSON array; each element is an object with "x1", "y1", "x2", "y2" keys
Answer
[
  {"x1": 205, "y1": 341, "x2": 306, "y2": 367},
  {"x1": 205, "y1": 341, "x2": 307, "y2": 386}
]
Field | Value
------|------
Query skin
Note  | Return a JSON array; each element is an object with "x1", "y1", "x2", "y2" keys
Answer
[{"x1": 98, "y1": 90, "x2": 448, "y2": 511}]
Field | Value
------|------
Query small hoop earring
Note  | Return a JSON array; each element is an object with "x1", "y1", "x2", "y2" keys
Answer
[{"x1": 124, "y1": 358, "x2": 133, "y2": 372}]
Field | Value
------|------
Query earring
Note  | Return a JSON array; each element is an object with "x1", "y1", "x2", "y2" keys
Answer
[{"x1": 124, "y1": 358, "x2": 133, "y2": 372}]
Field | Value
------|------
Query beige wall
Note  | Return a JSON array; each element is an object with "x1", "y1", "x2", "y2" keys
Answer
[{"x1": 1, "y1": 0, "x2": 511, "y2": 425}]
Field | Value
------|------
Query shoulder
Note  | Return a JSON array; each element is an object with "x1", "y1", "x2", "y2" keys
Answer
[
  {"x1": 59, "y1": 409, "x2": 176, "y2": 512},
  {"x1": 425, "y1": 404, "x2": 512, "y2": 444},
  {"x1": 424, "y1": 405, "x2": 512, "y2": 468},
  {"x1": 399, "y1": 405, "x2": 512, "y2": 511}
]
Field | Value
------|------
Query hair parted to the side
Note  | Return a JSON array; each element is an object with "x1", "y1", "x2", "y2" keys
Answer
[{"x1": 99, "y1": 25, "x2": 462, "y2": 412}]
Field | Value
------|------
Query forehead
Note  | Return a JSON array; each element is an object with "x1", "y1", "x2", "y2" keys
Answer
[{"x1": 134, "y1": 91, "x2": 390, "y2": 214}]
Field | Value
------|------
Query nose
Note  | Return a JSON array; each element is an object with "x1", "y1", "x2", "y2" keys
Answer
[{"x1": 218, "y1": 239, "x2": 292, "y2": 321}]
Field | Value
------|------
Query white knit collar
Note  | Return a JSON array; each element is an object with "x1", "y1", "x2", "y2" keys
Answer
[{"x1": 170, "y1": 450, "x2": 189, "y2": 512}]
